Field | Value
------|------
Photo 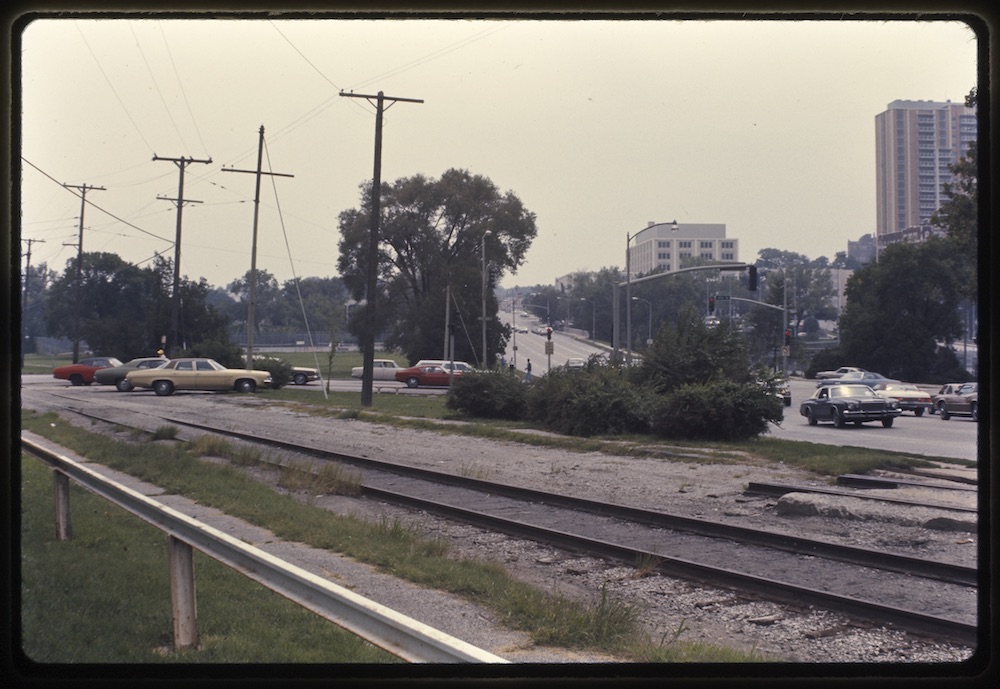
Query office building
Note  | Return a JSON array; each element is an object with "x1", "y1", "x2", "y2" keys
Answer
[
  {"x1": 874, "y1": 99, "x2": 977, "y2": 244},
  {"x1": 628, "y1": 222, "x2": 738, "y2": 278}
]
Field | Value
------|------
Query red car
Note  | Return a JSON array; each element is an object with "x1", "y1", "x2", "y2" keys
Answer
[
  {"x1": 52, "y1": 356, "x2": 122, "y2": 386},
  {"x1": 394, "y1": 364, "x2": 460, "y2": 388}
]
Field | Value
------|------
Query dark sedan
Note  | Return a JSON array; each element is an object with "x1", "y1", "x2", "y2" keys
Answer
[
  {"x1": 94, "y1": 356, "x2": 169, "y2": 391},
  {"x1": 800, "y1": 384, "x2": 901, "y2": 428}
]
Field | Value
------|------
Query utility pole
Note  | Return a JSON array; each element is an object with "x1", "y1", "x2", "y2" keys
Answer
[
  {"x1": 21, "y1": 238, "x2": 45, "y2": 366},
  {"x1": 222, "y1": 126, "x2": 294, "y2": 369},
  {"x1": 62, "y1": 183, "x2": 105, "y2": 362},
  {"x1": 339, "y1": 89, "x2": 423, "y2": 406},
  {"x1": 153, "y1": 154, "x2": 212, "y2": 355}
]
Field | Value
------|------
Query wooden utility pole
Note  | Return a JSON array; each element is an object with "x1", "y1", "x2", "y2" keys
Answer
[
  {"x1": 153, "y1": 154, "x2": 212, "y2": 355},
  {"x1": 222, "y1": 126, "x2": 294, "y2": 369},
  {"x1": 21, "y1": 238, "x2": 45, "y2": 366},
  {"x1": 62, "y1": 183, "x2": 105, "y2": 362},
  {"x1": 339, "y1": 90, "x2": 423, "y2": 406}
]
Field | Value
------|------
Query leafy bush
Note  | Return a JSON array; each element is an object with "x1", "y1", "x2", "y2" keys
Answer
[
  {"x1": 651, "y1": 379, "x2": 783, "y2": 441},
  {"x1": 525, "y1": 366, "x2": 656, "y2": 437},
  {"x1": 249, "y1": 356, "x2": 293, "y2": 389},
  {"x1": 180, "y1": 337, "x2": 245, "y2": 368},
  {"x1": 641, "y1": 313, "x2": 754, "y2": 393},
  {"x1": 447, "y1": 370, "x2": 527, "y2": 420}
]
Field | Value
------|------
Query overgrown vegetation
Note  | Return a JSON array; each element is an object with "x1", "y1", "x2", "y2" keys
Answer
[
  {"x1": 22, "y1": 410, "x2": 770, "y2": 662},
  {"x1": 449, "y1": 314, "x2": 784, "y2": 442}
]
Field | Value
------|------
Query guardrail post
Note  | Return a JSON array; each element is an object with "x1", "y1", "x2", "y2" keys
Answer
[
  {"x1": 53, "y1": 470, "x2": 72, "y2": 541},
  {"x1": 168, "y1": 535, "x2": 198, "y2": 649}
]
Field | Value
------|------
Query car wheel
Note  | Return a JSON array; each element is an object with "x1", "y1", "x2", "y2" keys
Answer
[
  {"x1": 236, "y1": 379, "x2": 256, "y2": 393},
  {"x1": 940, "y1": 405, "x2": 950, "y2": 420},
  {"x1": 833, "y1": 407, "x2": 846, "y2": 428},
  {"x1": 153, "y1": 380, "x2": 174, "y2": 396},
  {"x1": 971, "y1": 402, "x2": 978, "y2": 422},
  {"x1": 406, "y1": 377, "x2": 420, "y2": 388},
  {"x1": 293, "y1": 372, "x2": 308, "y2": 385},
  {"x1": 69, "y1": 374, "x2": 84, "y2": 386},
  {"x1": 116, "y1": 378, "x2": 134, "y2": 392},
  {"x1": 914, "y1": 408, "x2": 924, "y2": 417},
  {"x1": 805, "y1": 408, "x2": 817, "y2": 426},
  {"x1": 882, "y1": 417, "x2": 894, "y2": 428}
]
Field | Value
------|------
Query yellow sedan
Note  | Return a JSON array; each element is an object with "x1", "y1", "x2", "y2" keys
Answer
[{"x1": 125, "y1": 357, "x2": 272, "y2": 396}]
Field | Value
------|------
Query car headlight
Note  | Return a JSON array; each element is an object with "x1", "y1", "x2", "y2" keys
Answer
[
  {"x1": 888, "y1": 400, "x2": 898, "y2": 409},
  {"x1": 846, "y1": 402, "x2": 859, "y2": 411}
]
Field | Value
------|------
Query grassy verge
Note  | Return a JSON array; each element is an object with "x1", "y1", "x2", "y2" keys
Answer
[
  {"x1": 19, "y1": 451, "x2": 398, "y2": 664},
  {"x1": 20, "y1": 409, "x2": 768, "y2": 663}
]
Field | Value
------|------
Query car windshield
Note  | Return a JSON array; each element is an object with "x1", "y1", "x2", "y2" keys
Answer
[{"x1": 830, "y1": 385, "x2": 878, "y2": 398}]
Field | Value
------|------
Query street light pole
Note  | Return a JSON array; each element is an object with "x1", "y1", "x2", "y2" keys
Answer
[
  {"x1": 579, "y1": 298, "x2": 595, "y2": 341},
  {"x1": 632, "y1": 296, "x2": 651, "y2": 345},
  {"x1": 481, "y1": 230, "x2": 491, "y2": 369}
]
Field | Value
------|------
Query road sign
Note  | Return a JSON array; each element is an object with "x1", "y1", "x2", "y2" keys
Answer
[
  {"x1": 545, "y1": 341, "x2": 554, "y2": 355},
  {"x1": 715, "y1": 295, "x2": 731, "y2": 300}
]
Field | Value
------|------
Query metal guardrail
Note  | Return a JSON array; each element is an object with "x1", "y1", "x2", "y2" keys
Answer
[{"x1": 20, "y1": 435, "x2": 509, "y2": 664}]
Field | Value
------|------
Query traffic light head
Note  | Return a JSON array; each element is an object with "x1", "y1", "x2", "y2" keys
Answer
[
  {"x1": 784, "y1": 329, "x2": 791, "y2": 346},
  {"x1": 708, "y1": 296, "x2": 715, "y2": 315},
  {"x1": 546, "y1": 327, "x2": 552, "y2": 340},
  {"x1": 748, "y1": 265, "x2": 758, "y2": 291}
]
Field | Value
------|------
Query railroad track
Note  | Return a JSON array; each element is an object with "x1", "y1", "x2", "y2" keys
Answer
[{"x1": 27, "y1": 391, "x2": 980, "y2": 646}]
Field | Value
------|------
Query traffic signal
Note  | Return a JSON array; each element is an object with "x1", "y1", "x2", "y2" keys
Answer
[
  {"x1": 748, "y1": 265, "x2": 758, "y2": 291},
  {"x1": 546, "y1": 327, "x2": 552, "y2": 341},
  {"x1": 708, "y1": 296, "x2": 715, "y2": 315},
  {"x1": 784, "y1": 329, "x2": 791, "y2": 346}
]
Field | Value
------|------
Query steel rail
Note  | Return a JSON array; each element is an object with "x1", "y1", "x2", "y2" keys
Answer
[
  {"x1": 745, "y1": 481, "x2": 978, "y2": 513},
  {"x1": 362, "y1": 483, "x2": 979, "y2": 646},
  {"x1": 141, "y1": 411, "x2": 977, "y2": 587},
  {"x1": 20, "y1": 436, "x2": 509, "y2": 664}
]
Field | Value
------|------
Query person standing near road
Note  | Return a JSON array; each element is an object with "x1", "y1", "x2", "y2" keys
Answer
[{"x1": 525, "y1": 359, "x2": 532, "y2": 383}]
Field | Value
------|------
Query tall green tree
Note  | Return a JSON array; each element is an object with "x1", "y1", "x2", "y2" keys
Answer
[
  {"x1": 45, "y1": 252, "x2": 227, "y2": 359},
  {"x1": 837, "y1": 238, "x2": 965, "y2": 381},
  {"x1": 337, "y1": 169, "x2": 537, "y2": 366},
  {"x1": 931, "y1": 140, "x2": 977, "y2": 302}
]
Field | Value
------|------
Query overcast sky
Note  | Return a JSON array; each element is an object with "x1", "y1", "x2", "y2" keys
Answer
[{"x1": 18, "y1": 14, "x2": 979, "y2": 292}]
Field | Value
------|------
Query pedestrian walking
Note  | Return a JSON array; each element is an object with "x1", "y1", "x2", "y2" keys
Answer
[{"x1": 525, "y1": 359, "x2": 532, "y2": 383}]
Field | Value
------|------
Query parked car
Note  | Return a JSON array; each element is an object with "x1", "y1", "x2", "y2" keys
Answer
[
  {"x1": 394, "y1": 364, "x2": 460, "y2": 388},
  {"x1": 52, "y1": 357, "x2": 121, "y2": 386},
  {"x1": 815, "y1": 366, "x2": 867, "y2": 380},
  {"x1": 125, "y1": 358, "x2": 272, "y2": 396},
  {"x1": 936, "y1": 382, "x2": 978, "y2": 421},
  {"x1": 931, "y1": 383, "x2": 967, "y2": 415},
  {"x1": 291, "y1": 367, "x2": 320, "y2": 385},
  {"x1": 816, "y1": 370, "x2": 897, "y2": 388},
  {"x1": 94, "y1": 356, "x2": 169, "y2": 392},
  {"x1": 799, "y1": 384, "x2": 901, "y2": 428},
  {"x1": 350, "y1": 359, "x2": 401, "y2": 380},
  {"x1": 415, "y1": 359, "x2": 474, "y2": 373},
  {"x1": 871, "y1": 382, "x2": 933, "y2": 416}
]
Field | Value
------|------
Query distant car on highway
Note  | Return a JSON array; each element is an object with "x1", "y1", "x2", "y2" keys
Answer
[
  {"x1": 931, "y1": 383, "x2": 966, "y2": 415},
  {"x1": 53, "y1": 356, "x2": 121, "y2": 386},
  {"x1": 415, "y1": 359, "x2": 473, "y2": 373},
  {"x1": 94, "y1": 356, "x2": 169, "y2": 391},
  {"x1": 350, "y1": 359, "x2": 401, "y2": 380},
  {"x1": 815, "y1": 366, "x2": 867, "y2": 380},
  {"x1": 395, "y1": 364, "x2": 460, "y2": 388},
  {"x1": 871, "y1": 382, "x2": 932, "y2": 416},
  {"x1": 935, "y1": 382, "x2": 978, "y2": 421},
  {"x1": 816, "y1": 370, "x2": 897, "y2": 388},
  {"x1": 125, "y1": 357, "x2": 272, "y2": 396},
  {"x1": 565, "y1": 357, "x2": 586, "y2": 370},
  {"x1": 800, "y1": 384, "x2": 901, "y2": 428}
]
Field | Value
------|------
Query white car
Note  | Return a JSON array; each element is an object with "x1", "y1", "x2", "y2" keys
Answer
[
  {"x1": 350, "y1": 359, "x2": 402, "y2": 380},
  {"x1": 815, "y1": 366, "x2": 867, "y2": 380},
  {"x1": 415, "y1": 359, "x2": 474, "y2": 373}
]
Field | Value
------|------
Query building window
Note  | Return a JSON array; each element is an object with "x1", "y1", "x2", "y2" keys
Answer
[
  {"x1": 721, "y1": 241, "x2": 734, "y2": 249},
  {"x1": 700, "y1": 241, "x2": 714, "y2": 249},
  {"x1": 679, "y1": 241, "x2": 692, "y2": 248}
]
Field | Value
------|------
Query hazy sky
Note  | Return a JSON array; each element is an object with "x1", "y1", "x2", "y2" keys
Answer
[{"x1": 18, "y1": 14, "x2": 979, "y2": 292}]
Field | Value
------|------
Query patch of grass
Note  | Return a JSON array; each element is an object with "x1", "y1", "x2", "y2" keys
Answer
[
  {"x1": 19, "y1": 452, "x2": 397, "y2": 664},
  {"x1": 150, "y1": 424, "x2": 179, "y2": 441},
  {"x1": 20, "y1": 410, "x2": 768, "y2": 662}
]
